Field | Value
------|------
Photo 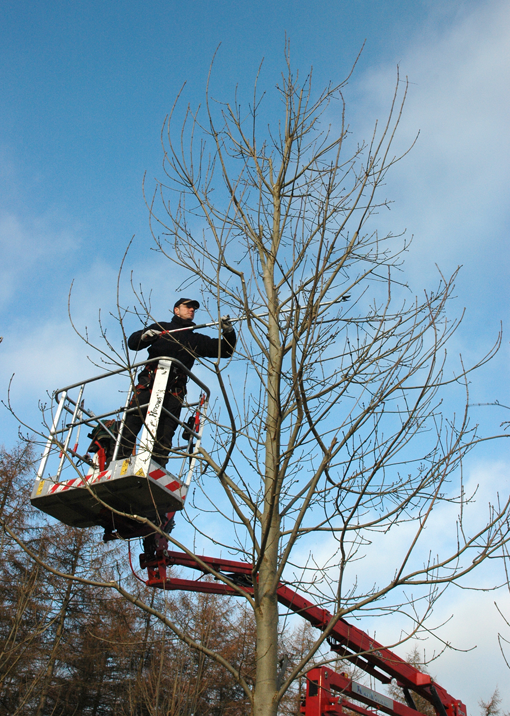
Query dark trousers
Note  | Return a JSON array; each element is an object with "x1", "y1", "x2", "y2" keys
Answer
[{"x1": 118, "y1": 385, "x2": 183, "y2": 467}]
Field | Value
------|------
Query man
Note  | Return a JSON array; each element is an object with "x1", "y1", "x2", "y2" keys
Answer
[{"x1": 119, "y1": 297, "x2": 236, "y2": 467}]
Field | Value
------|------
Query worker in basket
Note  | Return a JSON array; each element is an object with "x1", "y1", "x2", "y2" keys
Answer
[{"x1": 118, "y1": 297, "x2": 236, "y2": 468}]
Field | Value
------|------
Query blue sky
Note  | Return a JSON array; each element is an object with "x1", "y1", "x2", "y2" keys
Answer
[{"x1": 1, "y1": 0, "x2": 509, "y2": 711}]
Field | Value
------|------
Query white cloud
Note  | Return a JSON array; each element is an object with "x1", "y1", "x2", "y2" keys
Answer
[
  {"x1": 401, "y1": 589, "x2": 510, "y2": 713},
  {"x1": 352, "y1": 0, "x2": 510, "y2": 286},
  {"x1": 0, "y1": 209, "x2": 81, "y2": 309}
]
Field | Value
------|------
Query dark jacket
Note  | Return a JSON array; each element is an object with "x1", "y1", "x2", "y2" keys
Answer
[{"x1": 128, "y1": 315, "x2": 236, "y2": 374}]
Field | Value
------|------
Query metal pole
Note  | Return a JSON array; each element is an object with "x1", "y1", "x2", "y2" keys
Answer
[
  {"x1": 56, "y1": 384, "x2": 85, "y2": 479},
  {"x1": 111, "y1": 383, "x2": 134, "y2": 462},
  {"x1": 36, "y1": 390, "x2": 68, "y2": 480},
  {"x1": 153, "y1": 296, "x2": 352, "y2": 337},
  {"x1": 137, "y1": 359, "x2": 173, "y2": 469}
]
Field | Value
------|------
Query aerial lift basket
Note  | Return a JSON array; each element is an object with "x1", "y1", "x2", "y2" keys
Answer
[{"x1": 31, "y1": 357, "x2": 210, "y2": 536}]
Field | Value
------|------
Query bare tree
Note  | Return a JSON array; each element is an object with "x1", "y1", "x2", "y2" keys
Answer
[
  {"x1": 479, "y1": 688, "x2": 509, "y2": 716},
  {"x1": 136, "y1": 53, "x2": 510, "y2": 715},
  {"x1": 8, "y1": 52, "x2": 510, "y2": 716}
]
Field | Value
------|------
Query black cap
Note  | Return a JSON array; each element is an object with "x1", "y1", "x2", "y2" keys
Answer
[{"x1": 174, "y1": 297, "x2": 200, "y2": 310}]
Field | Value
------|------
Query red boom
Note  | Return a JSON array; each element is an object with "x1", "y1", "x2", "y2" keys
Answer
[{"x1": 140, "y1": 548, "x2": 466, "y2": 716}]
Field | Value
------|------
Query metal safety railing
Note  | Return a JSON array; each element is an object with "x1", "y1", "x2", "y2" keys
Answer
[{"x1": 36, "y1": 357, "x2": 211, "y2": 487}]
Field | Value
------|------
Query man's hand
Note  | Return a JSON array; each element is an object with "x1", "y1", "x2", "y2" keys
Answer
[
  {"x1": 220, "y1": 315, "x2": 234, "y2": 334},
  {"x1": 141, "y1": 329, "x2": 162, "y2": 342}
]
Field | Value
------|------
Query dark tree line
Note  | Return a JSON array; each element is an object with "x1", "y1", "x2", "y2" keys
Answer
[
  {"x1": 0, "y1": 443, "x2": 255, "y2": 715},
  {"x1": 0, "y1": 443, "x2": 318, "y2": 716}
]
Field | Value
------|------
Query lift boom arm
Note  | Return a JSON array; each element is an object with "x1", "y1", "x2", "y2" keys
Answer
[{"x1": 140, "y1": 548, "x2": 466, "y2": 716}]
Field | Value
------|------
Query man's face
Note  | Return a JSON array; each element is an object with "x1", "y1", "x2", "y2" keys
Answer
[{"x1": 174, "y1": 302, "x2": 196, "y2": 321}]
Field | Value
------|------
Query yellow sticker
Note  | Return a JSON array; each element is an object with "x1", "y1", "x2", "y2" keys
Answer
[
  {"x1": 36, "y1": 480, "x2": 45, "y2": 496},
  {"x1": 120, "y1": 460, "x2": 129, "y2": 476},
  {"x1": 135, "y1": 469, "x2": 145, "y2": 477}
]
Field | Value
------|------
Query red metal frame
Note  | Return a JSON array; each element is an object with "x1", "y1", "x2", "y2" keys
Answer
[
  {"x1": 140, "y1": 547, "x2": 466, "y2": 716},
  {"x1": 300, "y1": 666, "x2": 434, "y2": 716}
]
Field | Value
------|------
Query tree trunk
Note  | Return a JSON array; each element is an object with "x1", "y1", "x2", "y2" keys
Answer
[{"x1": 35, "y1": 532, "x2": 83, "y2": 716}]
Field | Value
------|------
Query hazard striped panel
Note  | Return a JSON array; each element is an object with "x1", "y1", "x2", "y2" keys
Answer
[{"x1": 30, "y1": 457, "x2": 188, "y2": 528}]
